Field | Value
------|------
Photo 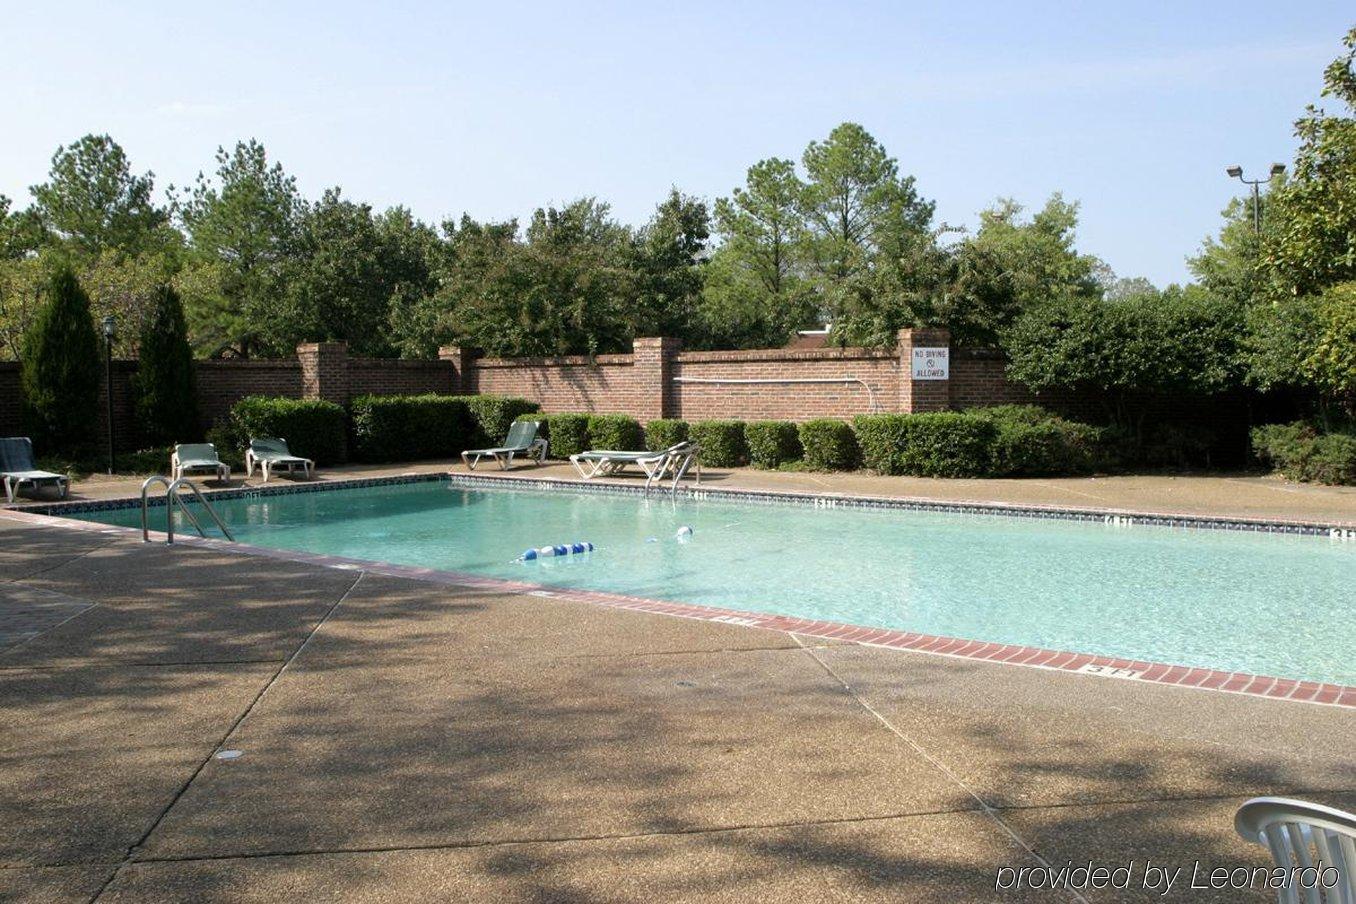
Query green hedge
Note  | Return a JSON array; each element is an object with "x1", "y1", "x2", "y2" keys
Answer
[
  {"x1": 690, "y1": 420, "x2": 748, "y2": 467},
  {"x1": 1252, "y1": 422, "x2": 1356, "y2": 486},
  {"x1": 746, "y1": 420, "x2": 802, "y2": 468},
  {"x1": 972, "y1": 405, "x2": 1106, "y2": 477},
  {"x1": 350, "y1": 394, "x2": 470, "y2": 463},
  {"x1": 645, "y1": 418, "x2": 689, "y2": 452},
  {"x1": 538, "y1": 414, "x2": 589, "y2": 459},
  {"x1": 798, "y1": 419, "x2": 859, "y2": 470},
  {"x1": 586, "y1": 414, "x2": 644, "y2": 452},
  {"x1": 223, "y1": 396, "x2": 348, "y2": 465},
  {"x1": 853, "y1": 412, "x2": 995, "y2": 477},
  {"x1": 451, "y1": 395, "x2": 540, "y2": 447}
]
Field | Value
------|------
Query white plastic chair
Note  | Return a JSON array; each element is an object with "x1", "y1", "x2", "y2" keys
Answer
[{"x1": 1235, "y1": 797, "x2": 1356, "y2": 903}]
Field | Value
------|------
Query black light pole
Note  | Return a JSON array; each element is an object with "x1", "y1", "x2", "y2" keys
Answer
[
  {"x1": 102, "y1": 315, "x2": 117, "y2": 475},
  {"x1": 1225, "y1": 163, "x2": 1286, "y2": 234}
]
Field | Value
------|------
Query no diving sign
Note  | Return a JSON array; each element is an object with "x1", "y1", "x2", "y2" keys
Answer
[{"x1": 911, "y1": 347, "x2": 949, "y2": 380}]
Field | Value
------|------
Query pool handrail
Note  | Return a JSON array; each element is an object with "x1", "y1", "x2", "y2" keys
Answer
[{"x1": 140, "y1": 475, "x2": 234, "y2": 544}]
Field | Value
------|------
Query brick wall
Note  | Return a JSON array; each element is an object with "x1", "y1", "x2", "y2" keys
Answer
[
  {"x1": 349, "y1": 357, "x2": 455, "y2": 398},
  {"x1": 670, "y1": 346, "x2": 899, "y2": 422},
  {"x1": 466, "y1": 353, "x2": 643, "y2": 417},
  {"x1": 0, "y1": 362, "x2": 20, "y2": 440},
  {"x1": 196, "y1": 358, "x2": 304, "y2": 431}
]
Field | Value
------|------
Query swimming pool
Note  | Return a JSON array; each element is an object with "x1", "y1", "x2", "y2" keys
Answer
[{"x1": 72, "y1": 478, "x2": 1356, "y2": 686}]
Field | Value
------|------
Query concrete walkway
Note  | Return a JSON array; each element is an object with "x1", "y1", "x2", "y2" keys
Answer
[{"x1": 2, "y1": 512, "x2": 1353, "y2": 902}]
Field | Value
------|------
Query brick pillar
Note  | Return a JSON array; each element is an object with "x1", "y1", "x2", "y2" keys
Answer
[
  {"x1": 297, "y1": 342, "x2": 349, "y2": 405},
  {"x1": 897, "y1": 328, "x2": 951, "y2": 413},
  {"x1": 438, "y1": 345, "x2": 472, "y2": 394},
  {"x1": 632, "y1": 337, "x2": 681, "y2": 421}
]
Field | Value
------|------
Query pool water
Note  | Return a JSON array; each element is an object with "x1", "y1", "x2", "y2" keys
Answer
[{"x1": 82, "y1": 480, "x2": 1356, "y2": 685}]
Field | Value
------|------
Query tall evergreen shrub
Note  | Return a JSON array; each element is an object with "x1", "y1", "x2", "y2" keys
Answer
[
  {"x1": 20, "y1": 266, "x2": 102, "y2": 451},
  {"x1": 135, "y1": 286, "x2": 199, "y2": 445}
]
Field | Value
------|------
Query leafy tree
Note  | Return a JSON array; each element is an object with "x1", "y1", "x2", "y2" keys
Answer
[
  {"x1": 278, "y1": 189, "x2": 435, "y2": 357},
  {"x1": 946, "y1": 195, "x2": 1101, "y2": 346},
  {"x1": 0, "y1": 255, "x2": 48, "y2": 360},
  {"x1": 20, "y1": 265, "x2": 102, "y2": 450},
  {"x1": 799, "y1": 122, "x2": 934, "y2": 287},
  {"x1": 134, "y1": 286, "x2": 199, "y2": 445},
  {"x1": 0, "y1": 195, "x2": 46, "y2": 259},
  {"x1": 699, "y1": 159, "x2": 816, "y2": 348},
  {"x1": 175, "y1": 140, "x2": 304, "y2": 357},
  {"x1": 1305, "y1": 282, "x2": 1356, "y2": 416},
  {"x1": 628, "y1": 189, "x2": 710, "y2": 340},
  {"x1": 1189, "y1": 195, "x2": 1269, "y2": 307},
  {"x1": 29, "y1": 135, "x2": 173, "y2": 257},
  {"x1": 1261, "y1": 27, "x2": 1356, "y2": 297},
  {"x1": 79, "y1": 249, "x2": 181, "y2": 356},
  {"x1": 1005, "y1": 286, "x2": 1244, "y2": 437}
]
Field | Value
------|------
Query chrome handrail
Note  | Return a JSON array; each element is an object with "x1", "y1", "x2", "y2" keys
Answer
[{"x1": 139, "y1": 475, "x2": 234, "y2": 544}]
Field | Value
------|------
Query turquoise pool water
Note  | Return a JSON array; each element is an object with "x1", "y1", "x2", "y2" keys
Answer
[{"x1": 79, "y1": 480, "x2": 1356, "y2": 685}]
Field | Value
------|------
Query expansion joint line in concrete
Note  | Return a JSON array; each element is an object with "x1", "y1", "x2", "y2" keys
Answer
[
  {"x1": 85, "y1": 570, "x2": 368, "y2": 904},
  {"x1": 789, "y1": 634, "x2": 1093, "y2": 904}
]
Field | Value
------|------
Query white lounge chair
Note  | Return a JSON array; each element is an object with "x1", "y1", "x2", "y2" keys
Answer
[
  {"x1": 461, "y1": 420, "x2": 547, "y2": 471},
  {"x1": 0, "y1": 437, "x2": 69, "y2": 503},
  {"x1": 1235, "y1": 797, "x2": 1356, "y2": 903},
  {"x1": 570, "y1": 441, "x2": 701, "y2": 488},
  {"x1": 171, "y1": 443, "x2": 231, "y2": 484},
  {"x1": 246, "y1": 437, "x2": 314, "y2": 482}
]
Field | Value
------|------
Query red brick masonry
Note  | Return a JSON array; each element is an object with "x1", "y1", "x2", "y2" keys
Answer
[{"x1": 8, "y1": 485, "x2": 1351, "y2": 710}]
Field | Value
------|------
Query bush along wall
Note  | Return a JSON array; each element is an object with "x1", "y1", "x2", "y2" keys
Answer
[
  {"x1": 690, "y1": 420, "x2": 748, "y2": 467},
  {"x1": 798, "y1": 419, "x2": 859, "y2": 471},
  {"x1": 853, "y1": 412, "x2": 996, "y2": 477},
  {"x1": 645, "y1": 418, "x2": 689, "y2": 452},
  {"x1": 586, "y1": 414, "x2": 645, "y2": 452},
  {"x1": 538, "y1": 414, "x2": 590, "y2": 459},
  {"x1": 745, "y1": 420, "x2": 803, "y2": 469},
  {"x1": 351, "y1": 394, "x2": 471, "y2": 463},
  {"x1": 1252, "y1": 422, "x2": 1356, "y2": 486},
  {"x1": 221, "y1": 396, "x2": 349, "y2": 465},
  {"x1": 451, "y1": 395, "x2": 540, "y2": 447},
  {"x1": 971, "y1": 405, "x2": 1107, "y2": 477}
]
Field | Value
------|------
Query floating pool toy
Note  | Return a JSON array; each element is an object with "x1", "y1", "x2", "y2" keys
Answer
[
  {"x1": 676, "y1": 525, "x2": 693, "y2": 541},
  {"x1": 520, "y1": 541, "x2": 594, "y2": 561}
]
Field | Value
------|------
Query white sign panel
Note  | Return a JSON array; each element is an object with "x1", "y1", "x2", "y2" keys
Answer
[{"x1": 910, "y1": 347, "x2": 949, "y2": 380}]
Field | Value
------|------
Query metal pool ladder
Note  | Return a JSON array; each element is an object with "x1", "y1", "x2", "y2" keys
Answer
[{"x1": 140, "y1": 476, "x2": 234, "y2": 544}]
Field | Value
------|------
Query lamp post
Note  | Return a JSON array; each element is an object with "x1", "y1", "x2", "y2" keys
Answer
[
  {"x1": 102, "y1": 315, "x2": 116, "y2": 475},
  {"x1": 1225, "y1": 163, "x2": 1286, "y2": 234}
]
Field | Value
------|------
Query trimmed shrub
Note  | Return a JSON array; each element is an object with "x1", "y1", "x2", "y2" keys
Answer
[
  {"x1": 20, "y1": 265, "x2": 101, "y2": 452},
  {"x1": 645, "y1": 418, "x2": 689, "y2": 452},
  {"x1": 586, "y1": 414, "x2": 645, "y2": 452},
  {"x1": 971, "y1": 405, "x2": 1107, "y2": 476},
  {"x1": 539, "y1": 414, "x2": 589, "y2": 459},
  {"x1": 745, "y1": 420, "x2": 802, "y2": 469},
  {"x1": 134, "y1": 286, "x2": 199, "y2": 446},
  {"x1": 1252, "y1": 422, "x2": 1356, "y2": 486},
  {"x1": 226, "y1": 396, "x2": 348, "y2": 465},
  {"x1": 350, "y1": 394, "x2": 470, "y2": 462},
  {"x1": 450, "y1": 395, "x2": 539, "y2": 447},
  {"x1": 798, "y1": 419, "x2": 858, "y2": 471},
  {"x1": 853, "y1": 412, "x2": 996, "y2": 477},
  {"x1": 690, "y1": 420, "x2": 748, "y2": 467}
]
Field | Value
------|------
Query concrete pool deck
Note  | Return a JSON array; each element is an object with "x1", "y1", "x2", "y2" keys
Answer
[{"x1": 3, "y1": 495, "x2": 1355, "y2": 900}]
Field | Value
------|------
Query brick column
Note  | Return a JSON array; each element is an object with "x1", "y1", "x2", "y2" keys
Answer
[
  {"x1": 438, "y1": 345, "x2": 472, "y2": 394},
  {"x1": 297, "y1": 342, "x2": 349, "y2": 405},
  {"x1": 632, "y1": 337, "x2": 681, "y2": 421},
  {"x1": 896, "y1": 328, "x2": 951, "y2": 413}
]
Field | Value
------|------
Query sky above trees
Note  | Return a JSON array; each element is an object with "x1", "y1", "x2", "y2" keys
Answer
[{"x1": 1, "y1": 1, "x2": 1351, "y2": 287}]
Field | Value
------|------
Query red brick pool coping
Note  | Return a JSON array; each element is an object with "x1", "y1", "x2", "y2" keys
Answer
[{"x1": 6, "y1": 506, "x2": 1354, "y2": 710}]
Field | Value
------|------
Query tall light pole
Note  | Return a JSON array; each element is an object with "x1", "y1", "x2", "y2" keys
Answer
[
  {"x1": 102, "y1": 315, "x2": 117, "y2": 475},
  {"x1": 1225, "y1": 163, "x2": 1286, "y2": 234}
]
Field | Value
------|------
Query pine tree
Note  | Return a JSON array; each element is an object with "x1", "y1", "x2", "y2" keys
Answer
[
  {"x1": 135, "y1": 286, "x2": 199, "y2": 445},
  {"x1": 20, "y1": 265, "x2": 102, "y2": 451}
]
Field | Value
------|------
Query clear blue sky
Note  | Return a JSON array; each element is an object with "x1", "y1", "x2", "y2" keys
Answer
[{"x1": 2, "y1": 1, "x2": 1351, "y2": 286}]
